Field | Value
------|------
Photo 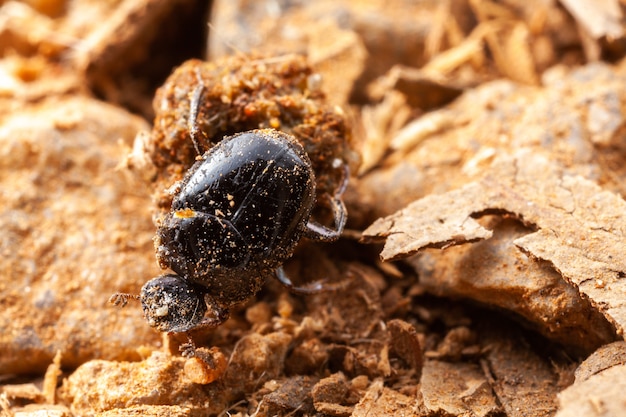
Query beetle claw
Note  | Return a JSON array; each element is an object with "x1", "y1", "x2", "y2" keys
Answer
[
  {"x1": 304, "y1": 196, "x2": 347, "y2": 241},
  {"x1": 179, "y1": 334, "x2": 198, "y2": 358},
  {"x1": 304, "y1": 163, "x2": 349, "y2": 242}
]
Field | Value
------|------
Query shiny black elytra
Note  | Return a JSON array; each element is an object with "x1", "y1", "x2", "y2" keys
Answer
[{"x1": 112, "y1": 129, "x2": 347, "y2": 343}]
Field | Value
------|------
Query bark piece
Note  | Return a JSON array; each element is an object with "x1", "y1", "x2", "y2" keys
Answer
[
  {"x1": 411, "y1": 216, "x2": 614, "y2": 354},
  {"x1": 555, "y1": 342, "x2": 626, "y2": 416},
  {"x1": 363, "y1": 151, "x2": 625, "y2": 341},
  {"x1": 312, "y1": 372, "x2": 351, "y2": 416}
]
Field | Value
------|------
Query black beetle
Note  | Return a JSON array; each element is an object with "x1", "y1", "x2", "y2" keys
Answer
[{"x1": 112, "y1": 129, "x2": 347, "y2": 349}]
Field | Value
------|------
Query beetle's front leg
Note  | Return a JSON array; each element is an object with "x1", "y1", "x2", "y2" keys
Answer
[{"x1": 179, "y1": 295, "x2": 229, "y2": 358}]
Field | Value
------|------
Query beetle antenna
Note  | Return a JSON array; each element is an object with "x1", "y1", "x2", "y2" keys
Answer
[{"x1": 109, "y1": 293, "x2": 140, "y2": 308}]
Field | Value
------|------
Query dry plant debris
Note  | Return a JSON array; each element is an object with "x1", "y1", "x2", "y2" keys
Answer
[
  {"x1": 2, "y1": 0, "x2": 626, "y2": 416},
  {"x1": 363, "y1": 151, "x2": 625, "y2": 351}
]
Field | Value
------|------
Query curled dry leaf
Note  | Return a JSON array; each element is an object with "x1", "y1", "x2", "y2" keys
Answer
[
  {"x1": 574, "y1": 341, "x2": 626, "y2": 382},
  {"x1": 363, "y1": 150, "x2": 626, "y2": 343},
  {"x1": 409, "y1": 214, "x2": 614, "y2": 354},
  {"x1": 556, "y1": 342, "x2": 626, "y2": 417}
]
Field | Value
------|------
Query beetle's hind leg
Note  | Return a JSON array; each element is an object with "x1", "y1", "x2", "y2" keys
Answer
[
  {"x1": 274, "y1": 265, "x2": 352, "y2": 295},
  {"x1": 304, "y1": 162, "x2": 349, "y2": 242}
]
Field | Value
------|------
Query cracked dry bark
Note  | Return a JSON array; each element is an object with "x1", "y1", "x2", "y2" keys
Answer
[{"x1": 363, "y1": 150, "x2": 626, "y2": 346}]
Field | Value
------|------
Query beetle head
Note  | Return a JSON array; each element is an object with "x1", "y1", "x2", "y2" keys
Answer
[{"x1": 140, "y1": 274, "x2": 207, "y2": 333}]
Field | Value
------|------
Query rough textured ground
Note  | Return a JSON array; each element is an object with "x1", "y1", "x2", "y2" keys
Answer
[{"x1": 2, "y1": 1, "x2": 626, "y2": 416}]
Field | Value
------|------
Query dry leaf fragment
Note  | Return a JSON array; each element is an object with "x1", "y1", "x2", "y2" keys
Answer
[
  {"x1": 387, "y1": 319, "x2": 423, "y2": 378},
  {"x1": 471, "y1": 1, "x2": 539, "y2": 84},
  {"x1": 556, "y1": 365, "x2": 626, "y2": 417},
  {"x1": 363, "y1": 150, "x2": 626, "y2": 337},
  {"x1": 559, "y1": 0, "x2": 623, "y2": 40},
  {"x1": 556, "y1": 342, "x2": 626, "y2": 417},
  {"x1": 358, "y1": 91, "x2": 411, "y2": 175},
  {"x1": 481, "y1": 321, "x2": 562, "y2": 417},
  {"x1": 351, "y1": 379, "x2": 420, "y2": 417},
  {"x1": 573, "y1": 341, "x2": 626, "y2": 382},
  {"x1": 411, "y1": 216, "x2": 615, "y2": 354},
  {"x1": 420, "y1": 360, "x2": 501, "y2": 417},
  {"x1": 368, "y1": 65, "x2": 465, "y2": 110}
]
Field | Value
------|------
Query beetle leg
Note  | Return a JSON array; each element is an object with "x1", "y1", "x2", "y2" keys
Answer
[
  {"x1": 188, "y1": 68, "x2": 206, "y2": 155},
  {"x1": 304, "y1": 163, "x2": 349, "y2": 241},
  {"x1": 274, "y1": 266, "x2": 354, "y2": 295},
  {"x1": 275, "y1": 266, "x2": 323, "y2": 294},
  {"x1": 304, "y1": 197, "x2": 346, "y2": 241},
  {"x1": 195, "y1": 295, "x2": 230, "y2": 329},
  {"x1": 179, "y1": 297, "x2": 230, "y2": 357}
]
